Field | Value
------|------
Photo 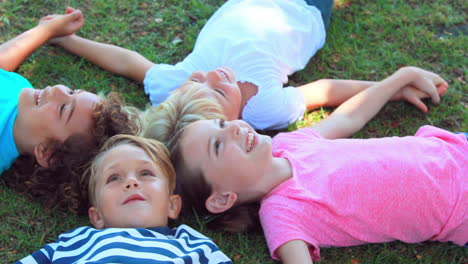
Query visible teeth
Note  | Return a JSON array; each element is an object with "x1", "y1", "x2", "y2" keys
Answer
[
  {"x1": 247, "y1": 132, "x2": 254, "y2": 152},
  {"x1": 36, "y1": 90, "x2": 40, "y2": 105}
]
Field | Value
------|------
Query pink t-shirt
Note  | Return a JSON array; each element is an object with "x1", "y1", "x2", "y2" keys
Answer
[{"x1": 259, "y1": 126, "x2": 467, "y2": 261}]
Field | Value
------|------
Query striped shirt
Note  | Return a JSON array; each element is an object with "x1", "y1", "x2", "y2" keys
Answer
[{"x1": 16, "y1": 224, "x2": 232, "y2": 264}]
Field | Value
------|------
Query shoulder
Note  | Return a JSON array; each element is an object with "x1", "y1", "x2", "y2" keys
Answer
[
  {"x1": 173, "y1": 224, "x2": 211, "y2": 240},
  {"x1": 273, "y1": 127, "x2": 321, "y2": 148},
  {"x1": 0, "y1": 68, "x2": 32, "y2": 90}
]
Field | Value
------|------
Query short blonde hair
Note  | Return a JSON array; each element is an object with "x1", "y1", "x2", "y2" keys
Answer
[
  {"x1": 83, "y1": 134, "x2": 175, "y2": 206},
  {"x1": 141, "y1": 84, "x2": 226, "y2": 152}
]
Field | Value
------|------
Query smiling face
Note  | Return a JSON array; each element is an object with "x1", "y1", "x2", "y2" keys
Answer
[
  {"x1": 179, "y1": 67, "x2": 242, "y2": 120},
  {"x1": 15, "y1": 84, "x2": 101, "y2": 162},
  {"x1": 180, "y1": 119, "x2": 273, "y2": 196},
  {"x1": 88, "y1": 144, "x2": 181, "y2": 229}
]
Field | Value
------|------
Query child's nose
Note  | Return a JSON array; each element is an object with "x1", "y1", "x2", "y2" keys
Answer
[
  {"x1": 206, "y1": 70, "x2": 223, "y2": 88},
  {"x1": 228, "y1": 122, "x2": 240, "y2": 138},
  {"x1": 125, "y1": 176, "x2": 140, "y2": 189},
  {"x1": 50, "y1": 85, "x2": 72, "y2": 101}
]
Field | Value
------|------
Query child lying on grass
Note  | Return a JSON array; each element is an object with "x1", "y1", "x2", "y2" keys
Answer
[
  {"x1": 1, "y1": 9, "x2": 138, "y2": 213},
  {"x1": 167, "y1": 66, "x2": 466, "y2": 263},
  {"x1": 15, "y1": 135, "x2": 231, "y2": 264},
  {"x1": 49, "y1": 1, "x2": 433, "y2": 132}
]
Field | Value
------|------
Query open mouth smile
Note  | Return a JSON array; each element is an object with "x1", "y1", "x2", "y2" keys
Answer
[
  {"x1": 35, "y1": 90, "x2": 41, "y2": 106},
  {"x1": 246, "y1": 131, "x2": 255, "y2": 152}
]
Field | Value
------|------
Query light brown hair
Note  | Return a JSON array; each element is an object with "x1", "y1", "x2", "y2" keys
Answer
[{"x1": 84, "y1": 134, "x2": 176, "y2": 207}]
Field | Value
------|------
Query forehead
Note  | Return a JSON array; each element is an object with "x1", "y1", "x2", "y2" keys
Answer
[
  {"x1": 179, "y1": 81, "x2": 218, "y2": 101},
  {"x1": 68, "y1": 91, "x2": 101, "y2": 132},
  {"x1": 183, "y1": 120, "x2": 214, "y2": 146},
  {"x1": 97, "y1": 145, "x2": 152, "y2": 174},
  {"x1": 181, "y1": 120, "x2": 214, "y2": 166},
  {"x1": 76, "y1": 91, "x2": 101, "y2": 114}
]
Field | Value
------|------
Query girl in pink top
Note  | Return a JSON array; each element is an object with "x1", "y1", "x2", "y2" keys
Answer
[{"x1": 169, "y1": 66, "x2": 467, "y2": 263}]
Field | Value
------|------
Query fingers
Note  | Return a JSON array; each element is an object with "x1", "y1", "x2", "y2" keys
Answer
[
  {"x1": 403, "y1": 90, "x2": 428, "y2": 113},
  {"x1": 62, "y1": 9, "x2": 84, "y2": 29},
  {"x1": 410, "y1": 96, "x2": 428, "y2": 113},
  {"x1": 436, "y1": 81, "x2": 449, "y2": 96},
  {"x1": 65, "y1": 7, "x2": 76, "y2": 14},
  {"x1": 65, "y1": 9, "x2": 82, "y2": 19},
  {"x1": 417, "y1": 74, "x2": 441, "y2": 104}
]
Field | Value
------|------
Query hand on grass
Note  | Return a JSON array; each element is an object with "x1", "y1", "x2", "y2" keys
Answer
[
  {"x1": 38, "y1": 7, "x2": 84, "y2": 44},
  {"x1": 393, "y1": 67, "x2": 448, "y2": 112}
]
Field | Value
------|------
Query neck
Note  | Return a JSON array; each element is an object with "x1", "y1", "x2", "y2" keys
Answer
[
  {"x1": 237, "y1": 81, "x2": 258, "y2": 118},
  {"x1": 13, "y1": 117, "x2": 32, "y2": 154},
  {"x1": 239, "y1": 157, "x2": 292, "y2": 203}
]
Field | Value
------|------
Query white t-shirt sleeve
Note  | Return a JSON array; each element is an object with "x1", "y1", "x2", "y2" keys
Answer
[
  {"x1": 242, "y1": 84, "x2": 305, "y2": 130},
  {"x1": 143, "y1": 63, "x2": 193, "y2": 106}
]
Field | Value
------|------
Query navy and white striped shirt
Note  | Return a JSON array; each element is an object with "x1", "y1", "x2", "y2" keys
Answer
[{"x1": 16, "y1": 224, "x2": 232, "y2": 264}]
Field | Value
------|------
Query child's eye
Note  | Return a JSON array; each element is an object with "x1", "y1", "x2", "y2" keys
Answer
[
  {"x1": 215, "y1": 140, "x2": 221, "y2": 155},
  {"x1": 106, "y1": 174, "x2": 120, "y2": 183},
  {"x1": 215, "y1": 89, "x2": 225, "y2": 97},
  {"x1": 68, "y1": 89, "x2": 75, "y2": 95},
  {"x1": 140, "y1": 170, "x2": 155, "y2": 177},
  {"x1": 190, "y1": 78, "x2": 200, "y2": 83},
  {"x1": 219, "y1": 119, "x2": 226, "y2": 128},
  {"x1": 59, "y1": 104, "x2": 66, "y2": 117}
]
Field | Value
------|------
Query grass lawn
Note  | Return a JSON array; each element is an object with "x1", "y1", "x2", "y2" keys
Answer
[{"x1": 1, "y1": 0, "x2": 467, "y2": 263}]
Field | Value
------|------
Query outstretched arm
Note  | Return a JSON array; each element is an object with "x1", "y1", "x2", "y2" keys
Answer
[
  {"x1": 43, "y1": 7, "x2": 154, "y2": 83},
  {"x1": 312, "y1": 67, "x2": 448, "y2": 139},
  {"x1": 53, "y1": 34, "x2": 154, "y2": 83},
  {"x1": 298, "y1": 78, "x2": 447, "y2": 113},
  {"x1": 298, "y1": 79, "x2": 377, "y2": 110},
  {"x1": 0, "y1": 8, "x2": 84, "y2": 71},
  {"x1": 277, "y1": 240, "x2": 314, "y2": 264}
]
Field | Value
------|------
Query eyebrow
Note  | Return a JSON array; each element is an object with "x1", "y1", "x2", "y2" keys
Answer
[
  {"x1": 66, "y1": 97, "x2": 77, "y2": 124},
  {"x1": 207, "y1": 119, "x2": 220, "y2": 158},
  {"x1": 207, "y1": 135, "x2": 212, "y2": 158}
]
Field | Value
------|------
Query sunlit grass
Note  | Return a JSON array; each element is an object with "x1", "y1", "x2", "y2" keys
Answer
[{"x1": 1, "y1": 0, "x2": 466, "y2": 263}]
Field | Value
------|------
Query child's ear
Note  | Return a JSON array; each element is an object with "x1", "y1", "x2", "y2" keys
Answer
[
  {"x1": 205, "y1": 191, "x2": 237, "y2": 214},
  {"x1": 34, "y1": 143, "x2": 51, "y2": 168},
  {"x1": 167, "y1": 194, "x2": 182, "y2": 220},
  {"x1": 88, "y1": 207, "x2": 105, "y2": 229}
]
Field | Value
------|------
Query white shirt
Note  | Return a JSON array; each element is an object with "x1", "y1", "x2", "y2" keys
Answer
[{"x1": 144, "y1": 0, "x2": 325, "y2": 129}]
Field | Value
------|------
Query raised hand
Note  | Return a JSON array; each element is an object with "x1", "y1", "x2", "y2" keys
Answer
[{"x1": 38, "y1": 7, "x2": 84, "y2": 41}]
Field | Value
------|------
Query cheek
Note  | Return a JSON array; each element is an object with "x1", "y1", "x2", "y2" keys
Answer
[{"x1": 223, "y1": 145, "x2": 245, "y2": 167}]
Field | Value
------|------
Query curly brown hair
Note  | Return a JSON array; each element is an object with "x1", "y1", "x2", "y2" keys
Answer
[{"x1": 3, "y1": 92, "x2": 140, "y2": 215}]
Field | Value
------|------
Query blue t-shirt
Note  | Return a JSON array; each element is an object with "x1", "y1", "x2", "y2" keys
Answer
[
  {"x1": 16, "y1": 224, "x2": 233, "y2": 264},
  {"x1": 0, "y1": 68, "x2": 32, "y2": 174}
]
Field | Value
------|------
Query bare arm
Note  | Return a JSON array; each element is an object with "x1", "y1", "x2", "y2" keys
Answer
[
  {"x1": 54, "y1": 34, "x2": 154, "y2": 83},
  {"x1": 312, "y1": 67, "x2": 447, "y2": 139},
  {"x1": 0, "y1": 9, "x2": 84, "y2": 71},
  {"x1": 277, "y1": 240, "x2": 314, "y2": 264},
  {"x1": 298, "y1": 79, "x2": 377, "y2": 110},
  {"x1": 298, "y1": 78, "x2": 448, "y2": 113}
]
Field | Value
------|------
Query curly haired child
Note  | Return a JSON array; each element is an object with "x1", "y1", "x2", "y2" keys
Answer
[
  {"x1": 1, "y1": 9, "x2": 140, "y2": 213},
  {"x1": 15, "y1": 135, "x2": 231, "y2": 264},
  {"x1": 168, "y1": 66, "x2": 466, "y2": 263}
]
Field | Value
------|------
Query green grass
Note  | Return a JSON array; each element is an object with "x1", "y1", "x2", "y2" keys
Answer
[{"x1": 0, "y1": 0, "x2": 467, "y2": 263}]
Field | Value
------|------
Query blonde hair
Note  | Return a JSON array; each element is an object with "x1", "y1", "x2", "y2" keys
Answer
[
  {"x1": 141, "y1": 84, "x2": 226, "y2": 151},
  {"x1": 83, "y1": 134, "x2": 175, "y2": 206}
]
